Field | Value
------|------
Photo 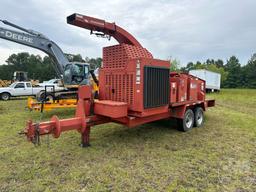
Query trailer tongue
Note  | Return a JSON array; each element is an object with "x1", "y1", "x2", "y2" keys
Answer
[{"x1": 21, "y1": 13, "x2": 215, "y2": 147}]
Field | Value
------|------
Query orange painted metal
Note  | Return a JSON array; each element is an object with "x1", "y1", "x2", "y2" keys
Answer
[
  {"x1": 187, "y1": 78, "x2": 198, "y2": 102},
  {"x1": 170, "y1": 81, "x2": 177, "y2": 103},
  {"x1": 94, "y1": 100, "x2": 127, "y2": 118},
  {"x1": 27, "y1": 97, "x2": 77, "y2": 111},
  {"x1": 67, "y1": 14, "x2": 142, "y2": 47},
  {"x1": 24, "y1": 85, "x2": 92, "y2": 146},
  {"x1": 112, "y1": 111, "x2": 172, "y2": 127},
  {"x1": 21, "y1": 14, "x2": 215, "y2": 147},
  {"x1": 206, "y1": 100, "x2": 215, "y2": 108},
  {"x1": 102, "y1": 44, "x2": 153, "y2": 68},
  {"x1": 25, "y1": 116, "x2": 85, "y2": 142},
  {"x1": 99, "y1": 57, "x2": 170, "y2": 117},
  {"x1": 170, "y1": 73, "x2": 205, "y2": 104}
]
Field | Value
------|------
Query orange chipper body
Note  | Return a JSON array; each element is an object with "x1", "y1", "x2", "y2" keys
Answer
[{"x1": 23, "y1": 13, "x2": 215, "y2": 147}]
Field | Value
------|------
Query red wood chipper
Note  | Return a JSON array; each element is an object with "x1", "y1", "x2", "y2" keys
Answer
[{"x1": 21, "y1": 13, "x2": 215, "y2": 147}]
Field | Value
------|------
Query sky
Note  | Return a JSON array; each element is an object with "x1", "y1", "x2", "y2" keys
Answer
[{"x1": 0, "y1": 0, "x2": 255, "y2": 66}]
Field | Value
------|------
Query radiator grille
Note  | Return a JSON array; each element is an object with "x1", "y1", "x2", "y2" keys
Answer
[
  {"x1": 105, "y1": 73, "x2": 134, "y2": 105},
  {"x1": 144, "y1": 66, "x2": 170, "y2": 108}
]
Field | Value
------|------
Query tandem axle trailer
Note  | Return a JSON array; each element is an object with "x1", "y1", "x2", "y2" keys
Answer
[{"x1": 21, "y1": 13, "x2": 215, "y2": 147}]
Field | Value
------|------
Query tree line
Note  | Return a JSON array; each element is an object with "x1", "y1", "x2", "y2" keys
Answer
[
  {"x1": 170, "y1": 54, "x2": 256, "y2": 88},
  {"x1": 0, "y1": 52, "x2": 255, "y2": 88},
  {"x1": 0, "y1": 52, "x2": 102, "y2": 82}
]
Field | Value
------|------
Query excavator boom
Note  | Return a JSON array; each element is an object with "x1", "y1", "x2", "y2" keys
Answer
[
  {"x1": 0, "y1": 20, "x2": 70, "y2": 78},
  {"x1": 0, "y1": 20, "x2": 92, "y2": 88},
  {"x1": 0, "y1": 19, "x2": 45, "y2": 37}
]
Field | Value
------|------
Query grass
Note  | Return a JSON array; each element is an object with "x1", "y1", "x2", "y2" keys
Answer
[{"x1": 0, "y1": 89, "x2": 256, "y2": 191}]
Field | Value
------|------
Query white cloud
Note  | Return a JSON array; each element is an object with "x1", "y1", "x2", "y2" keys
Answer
[{"x1": 0, "y1": 0, "x2": 255, "y2": 66}]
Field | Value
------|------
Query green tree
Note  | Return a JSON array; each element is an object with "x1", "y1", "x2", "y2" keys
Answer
[
  {"x1": 85, "y1": 57, "x2": 102, "y2": 69},
  {"x1": 65, "y1": 54, "x2": 84, "y2": 62},
  {"x1": 223, "y1": 56, "x2": 242, "y2": 88},
  {"x1": 181, "y1": 61, "x2": 205, "y2": 72},
  {"x1": 1, "y1": 52, "x2": 57, "y2": 81},
  {"x1": 215, "y1": 59, "x2": 224, "y2": 68},
  {"x1": 206, "y1": 59, "x2": 214, "y2": 65},
  {"x1": 169, "y1": 57, "x2": 180, "y2": 72},
  {"x1": 0, "y1": 64, "x2": 13, "y2": 79},
  {"x1": 186, "y1": 62, "x2": 194, "y2": 71},
  {"x1": 0, "y1": 52, "x2": 103, "y2": 82},
  {"x1": 243, "y1": 53, "x2": 256, "y2": 88}
]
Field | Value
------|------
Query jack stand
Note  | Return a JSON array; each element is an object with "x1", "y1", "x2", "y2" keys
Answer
[{"x1": 80, "y1": 127, "x2": 91, "y2": 147}]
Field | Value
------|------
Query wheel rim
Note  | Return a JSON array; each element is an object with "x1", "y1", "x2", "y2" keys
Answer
[
  {"x1": 197, "y1": 110, "x2": 203, "y2": 125},
  {"x1": 2, "y1": 94, "x2": 8, "y2": 100},
  {"x1": 185, "y1": 113, "x2": 193, "y2": 128},
  {"x1": 46, "y1": 95, "x2": 53, "y2": 101},
  {"x1": 39, "y1": 94, "x2": 45, "y2": 101}
]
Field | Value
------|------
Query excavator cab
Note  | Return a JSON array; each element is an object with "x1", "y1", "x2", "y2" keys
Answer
[{"x1": 63, "y1": 63, "x2": 90, "y2": 87}]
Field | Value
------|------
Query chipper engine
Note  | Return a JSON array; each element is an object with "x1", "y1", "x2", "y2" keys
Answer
[{"x1": 21, "y1": 13, "x2": 215, "y2": 147}]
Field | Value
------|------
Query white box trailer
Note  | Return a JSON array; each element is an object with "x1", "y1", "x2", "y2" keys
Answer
[{"x1": 189, "y1": 69, "x2": 221, "y2": 92}]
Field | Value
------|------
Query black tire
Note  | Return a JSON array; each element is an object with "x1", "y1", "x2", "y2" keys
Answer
[
  {"x1": 36, "y1": 91, "x2": 44, "y2": 101},
  {"x1": 36, "y1": 92, "x2": 54, "y2": 102},
  {"x1": 45, "y1": 94, "x2": 54, "y2": 101},
  {"x1": 1, "y1": 92, "x2": 10, "y2": 101},
  {"x1": 194, "y1": 107, "x2": 204, "y2": 127},
  {"x1": 177, "y1": 109, "x2": 194, "y2": 132}
]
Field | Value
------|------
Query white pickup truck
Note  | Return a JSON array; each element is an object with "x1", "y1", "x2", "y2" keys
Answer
[{"x1": 0, "y1": 82, "x2": 51, "y2": 101}]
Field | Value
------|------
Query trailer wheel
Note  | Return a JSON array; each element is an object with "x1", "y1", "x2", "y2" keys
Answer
[
  {"x1": 194, "y1": 107, "x2": 204, "y2": 127},
  {"x1": 1, "y1": 92, "x2": 10, "y2": 101},
  {"x1": 37, "y1": 92, "x2": 54, "y2": 102},
  {"x1": 45, "y1": 94, "x2": 54, "y2": 101},
  {"x1": 36, "y1": 92, "x2": 44, "y2": 101},
  {"x1": 177, "y1": 109, "x2": 194, "y2": 132}
]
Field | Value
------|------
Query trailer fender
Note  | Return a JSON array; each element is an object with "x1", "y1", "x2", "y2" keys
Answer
[
  {"x1": 196, "y1": 102, "x2": 206, "y2": 111},
  {"x1": 171, "y1": 105, "x2": 187, "y2": 119}
]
